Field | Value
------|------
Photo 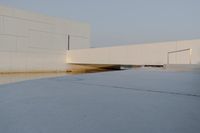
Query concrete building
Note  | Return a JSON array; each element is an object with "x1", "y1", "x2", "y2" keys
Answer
[
  {"x1": 0, "y1": 5, "x2": 90, "y2": 73},
  {"x1": 0, "y1": 5, "x2": 200, "y2": 73}
]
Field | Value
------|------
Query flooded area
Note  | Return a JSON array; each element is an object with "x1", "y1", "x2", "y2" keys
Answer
[
  {"x1": 0, "y1": 69, "x2": 114, "y2": 85},
  {"x1": 0, "y1": 73, "x2": 68, "y2": 85},
  {"x1": 0, "y1": 69, "x2": 200, "y2": 133},
  {"x1": 0, "y1": 66, "x2": 197, "y2": 85}
]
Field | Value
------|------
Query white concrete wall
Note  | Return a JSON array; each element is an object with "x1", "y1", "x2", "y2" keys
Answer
[
  {"x1": 1, "y1": 5, "x2": 199, "y2": 72},
  {"x1": 0, "y1": 5, "x2": 90, "y2": 72},
  {"x1": 67, "y1": 39, "x2": 200, "y2": 65}
]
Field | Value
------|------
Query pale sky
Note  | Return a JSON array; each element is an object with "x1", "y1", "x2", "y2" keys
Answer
[{"x1": 0, "y1": 0, "x2": 200, "y2": 47}]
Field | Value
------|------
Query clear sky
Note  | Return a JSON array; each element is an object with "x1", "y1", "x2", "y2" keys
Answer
[{"x1": 0, "y1": 0, "x2": 200, "y2": 47}]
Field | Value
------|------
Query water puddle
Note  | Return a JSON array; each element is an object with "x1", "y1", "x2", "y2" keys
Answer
[{"x1": 0, "y1": 73, "x2": 68, "y2": 85}]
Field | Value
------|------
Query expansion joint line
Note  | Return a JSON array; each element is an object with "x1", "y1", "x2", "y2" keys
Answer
[{"x1": 74, "y1": 82, "x2": 200, "y2": 98}]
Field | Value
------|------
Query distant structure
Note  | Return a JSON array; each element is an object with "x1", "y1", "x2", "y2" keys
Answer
[{"x1": 0, "y1": 5, "x2": 200, "y2": 73}]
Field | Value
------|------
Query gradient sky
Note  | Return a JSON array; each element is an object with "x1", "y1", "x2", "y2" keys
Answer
[{"x1": 0, "y1": 0, "x2": 200, "y2": 47}]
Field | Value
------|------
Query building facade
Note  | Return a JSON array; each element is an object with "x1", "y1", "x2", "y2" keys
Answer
[{"x1": 0, "y1": 5, "x2": 90, "y2": 72}]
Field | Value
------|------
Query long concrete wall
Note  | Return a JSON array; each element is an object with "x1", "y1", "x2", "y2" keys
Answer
[
  {"x1": 67, "y1": 39, "x2": 200, "y2": 66},
  {"x1": 0, "y1": 5, "x2": 90, "y2": 73}
]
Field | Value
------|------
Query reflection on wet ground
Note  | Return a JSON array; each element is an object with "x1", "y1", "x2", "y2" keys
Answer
[
  {"x1": 0, "y1": 67, "x2": 176, "y2": 85},
  {"x1": 0, "y1": 73, "x2": 68, "y2": 85},
  {"x1": 0, "y1": 69, "x2": 115, "y2": 85}
]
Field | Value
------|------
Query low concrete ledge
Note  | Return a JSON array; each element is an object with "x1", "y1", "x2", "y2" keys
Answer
[{"x1": 164, "y1": 64, "x2": 200, "y2": 71}]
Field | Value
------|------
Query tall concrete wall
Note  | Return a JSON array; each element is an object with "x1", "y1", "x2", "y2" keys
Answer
[
  {"x1": 67, "y1": 39, "x2": 200, "y2": 65},
  {"x1": 0, "y1": 5, "x2": 90, "y2": 73}
]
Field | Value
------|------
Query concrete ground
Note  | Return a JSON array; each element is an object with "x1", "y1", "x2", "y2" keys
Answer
[{"x1": 0, "y1": 69, "x2": 200, "y2": 133}]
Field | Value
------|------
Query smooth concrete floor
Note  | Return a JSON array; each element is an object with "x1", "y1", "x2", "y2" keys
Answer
[{"x1": 0, "y1": 69, "x2": 200, "y2": 133}]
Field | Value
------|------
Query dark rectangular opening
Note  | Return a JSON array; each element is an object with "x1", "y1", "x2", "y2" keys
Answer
[{"x1": 67, "y1": 35, "x2": 70, "y2": 50}]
